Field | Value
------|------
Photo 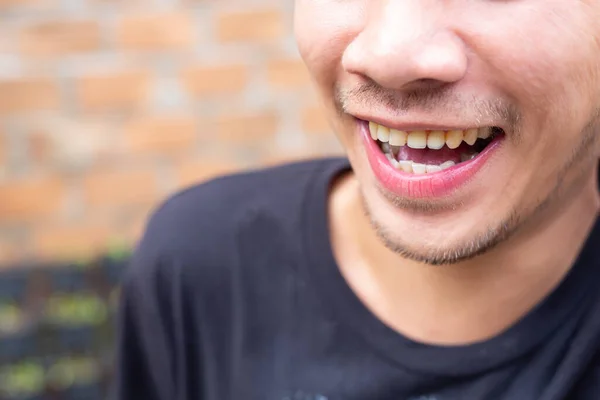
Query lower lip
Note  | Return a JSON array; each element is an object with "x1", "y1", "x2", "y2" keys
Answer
[{"x1": 360, "y1": 120, "x2": 503, "y2": 199}]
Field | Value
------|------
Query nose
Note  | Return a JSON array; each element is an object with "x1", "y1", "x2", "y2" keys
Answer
[{"x1": 342, "y1": 0, "x2": 468, "y2": 91}]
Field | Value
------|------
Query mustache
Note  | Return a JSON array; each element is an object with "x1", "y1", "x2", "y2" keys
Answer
[{"x1": 334, "y1": 81, "x2": 521, "y2": 133}]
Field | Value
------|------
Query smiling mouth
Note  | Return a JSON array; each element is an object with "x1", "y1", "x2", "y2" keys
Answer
[{"x1": 368, "y1": 122, "x2": 505, "y2": 174}]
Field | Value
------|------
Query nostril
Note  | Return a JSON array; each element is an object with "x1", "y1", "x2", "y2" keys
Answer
[{"x1": 415, "y1": 78, "x2": 446, "y2": 87}]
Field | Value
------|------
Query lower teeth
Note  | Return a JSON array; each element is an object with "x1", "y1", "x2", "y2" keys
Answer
[{"x1": 384, "y1": 151, "x2": 480, "y2": 174}]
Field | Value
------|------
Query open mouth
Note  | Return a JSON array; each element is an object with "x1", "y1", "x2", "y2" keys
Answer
[{"x1": 369, "y1": 122, "x2": 506, "y2": 174}]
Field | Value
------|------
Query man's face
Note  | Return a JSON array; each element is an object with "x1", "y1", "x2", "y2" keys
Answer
[{"x1": 294, "y1": 0, "x2": 600, "y2": 265}]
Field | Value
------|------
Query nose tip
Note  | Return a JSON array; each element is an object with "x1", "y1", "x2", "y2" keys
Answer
[
  {"x1": 342, "y1": 26, "x2": 468, "y2": 92},
  {"x1": 411, "y1": 36, "x2": 468, "y2": 84}
]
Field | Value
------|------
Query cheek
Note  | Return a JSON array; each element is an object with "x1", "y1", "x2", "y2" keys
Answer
[
  {"x1": 295, "y1": 0, "x2": 367, "y2": 150},
  {"x1": 294, "y1": 0, "x2": 364, "y2": 89},
  {"x1": 467, "y1": 3, "x2": 600, "y2": 122}
]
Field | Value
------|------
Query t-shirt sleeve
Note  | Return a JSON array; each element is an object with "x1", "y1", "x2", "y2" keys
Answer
[{"x1": 111, "y1": 234, "x2": 176, "y2": 400}]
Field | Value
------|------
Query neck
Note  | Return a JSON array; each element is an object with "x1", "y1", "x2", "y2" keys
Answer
[{"x1": 330, "y1": 170, "x2": 600, "y2": 345}]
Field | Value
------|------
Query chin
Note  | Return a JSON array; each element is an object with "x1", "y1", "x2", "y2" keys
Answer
[{"x1": 357, "y1": 176, "x2": 520, "y2": 265}]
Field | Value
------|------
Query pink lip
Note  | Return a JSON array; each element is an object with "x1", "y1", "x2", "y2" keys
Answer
[{"x1": 360, "y1": 119, "x2": 503, "y2": 199}]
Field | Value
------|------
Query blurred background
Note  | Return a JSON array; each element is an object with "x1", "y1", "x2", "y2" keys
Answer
[{"x1": 0, "y1": 0, "x2": 342, "y2": 398}]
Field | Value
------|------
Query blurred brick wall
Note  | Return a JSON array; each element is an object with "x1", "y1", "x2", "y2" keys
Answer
[{"x1": 0, "y1": 0, "x2": 342, "y2": 265}]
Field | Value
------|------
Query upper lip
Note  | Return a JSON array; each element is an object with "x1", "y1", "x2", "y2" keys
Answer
[{"x1": 352, "y1": 114, "x2": 502, "y2": 132}]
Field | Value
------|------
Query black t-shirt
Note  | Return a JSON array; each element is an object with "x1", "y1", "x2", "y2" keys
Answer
[{"x1": 113, "y1": 157, "x2": 600, "y2": 400}]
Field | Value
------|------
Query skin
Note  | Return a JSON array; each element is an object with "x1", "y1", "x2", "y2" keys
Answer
[{"x1": 294, "y1": 0, "x2": 600, "y2": 344}]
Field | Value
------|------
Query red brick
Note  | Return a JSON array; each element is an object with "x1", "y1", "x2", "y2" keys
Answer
[
  {"x1": 27, "y1": 130, "x2": 53, "y2": 167},
  {"x1": 117, "y1": 12, "x2": 194, "y2": 51},
  {"x1": 75, "y1": 71, "x2": 150, "y2": 111},
  {"x1": 217, "y1": 112, "x2": 278, "y2": 143},
  {"x1": 20, "y1": 20, "x2": 101, "y2": 56},
  {"x1": 0, "y1": 2, "x2": 337, "y2": 264},
  {"x1": 123, "y1": 115, "x2": 197, "y2": 155},
  {"x1": 176, "y1": 159, "x2": 240, "y2": 188},
  {"x1": 83, "y1": 169, "x2": 158, "y2": 208},
  {"x1": 216, "y1": 10, "x2": 285, "y2": 43},
  {"x1": 301, "y1": 106, "x2": 331, "y2": 135},
  {"x1": 181, "y1": 65, "x2": 248, "y2": 97},
  {"x1": 0, "y1": 78, "x2": 60, "y2": 114},
  {"x1": 0, "y1": 177, "x2": 66, "y2": 222},
  {"x1": 33, "y1": 224, "x2": 111, "y2": 261},
  {"x1": 0, "y1": 0, "x2": 51, "y2": 9},
  {"x1": 267, "y1": 58, "x2": 311, "y2": 89}
]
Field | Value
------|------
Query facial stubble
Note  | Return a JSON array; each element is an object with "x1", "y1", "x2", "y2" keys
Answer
[
  {"x1": 335, "y1": 81, "x2": 600, "y2": 266},
  {"x1": 361, "y1": 117, "x2": 600, "y2": 266}
]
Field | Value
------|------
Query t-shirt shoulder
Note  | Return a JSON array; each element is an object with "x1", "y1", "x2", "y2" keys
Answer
[{"x1": 124, "y1": 157, "x2": 346, "y2": 285}]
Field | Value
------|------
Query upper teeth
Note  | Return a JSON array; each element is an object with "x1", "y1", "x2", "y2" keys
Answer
[{"x1": 369, "y1": 122, "x2": 491, "y2": 150}]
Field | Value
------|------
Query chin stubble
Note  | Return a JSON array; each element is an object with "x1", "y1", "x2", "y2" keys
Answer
[{"x1": 362, "y1": 115, "x2": 600, "y2": 266}]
